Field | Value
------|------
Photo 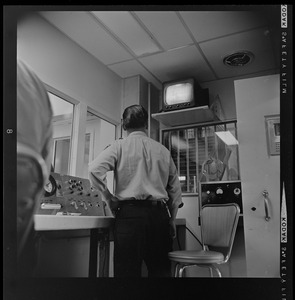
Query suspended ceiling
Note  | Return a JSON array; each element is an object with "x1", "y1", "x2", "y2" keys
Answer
[{"x1": 38, "y1": 6, "x2": 280, "y2": 90}]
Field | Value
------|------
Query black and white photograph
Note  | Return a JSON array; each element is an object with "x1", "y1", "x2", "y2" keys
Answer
[{"x1": 3, "y1": 4, "x2": 293, "y2": 300}]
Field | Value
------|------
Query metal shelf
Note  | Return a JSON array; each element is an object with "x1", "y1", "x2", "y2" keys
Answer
[{"x1": 152, "y1": 106, "x2": 216, "y2": 127}]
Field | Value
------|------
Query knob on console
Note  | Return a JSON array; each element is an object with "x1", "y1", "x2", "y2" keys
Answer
[{"x1": 216, "y1": 188, "x2": 223, "y2": 194}]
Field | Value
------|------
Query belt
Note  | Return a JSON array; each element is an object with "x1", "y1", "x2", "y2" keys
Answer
[{"x1": 119, "y1": 199, "x2": 166, "y2": 208}]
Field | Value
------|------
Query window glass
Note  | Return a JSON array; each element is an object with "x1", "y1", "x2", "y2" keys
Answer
[
  {"x1": 82, "y1": 133, "x2": 91, "y2": 179},
  {"x1": 48, "y1": 92, "x2": 74, "y2": 174},
  {"x1": 84, "y1": 111, "x2": 116, "y2": 192},
  {"x1": 163, "y1": 121, "x2": 240, "y2": 194},
  {"x1": 53, "y1": 138, "x2": 70, "y2": 174}
]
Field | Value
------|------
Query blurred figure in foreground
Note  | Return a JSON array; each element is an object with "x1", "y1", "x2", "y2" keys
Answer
[{"x1": 17, "y1": 59, "x2": 53, "y2": 276}]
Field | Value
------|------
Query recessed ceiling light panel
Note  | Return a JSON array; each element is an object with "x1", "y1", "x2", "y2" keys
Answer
[{"x1": 223, "y1": 51, "x2": 254, "y2": 67}]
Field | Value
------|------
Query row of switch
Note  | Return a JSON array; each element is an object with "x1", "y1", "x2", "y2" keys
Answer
[
  {"x1": 70, "y1": 200, "x2": 101, "y2": 210},
  {"x1": 64, "y1": 189, "x2": 100, "y2": 197}
]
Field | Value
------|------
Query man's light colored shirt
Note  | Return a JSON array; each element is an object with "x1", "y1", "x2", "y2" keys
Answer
[{"x1": 89, "y1": 131, "x2": 182, "y2": 209}]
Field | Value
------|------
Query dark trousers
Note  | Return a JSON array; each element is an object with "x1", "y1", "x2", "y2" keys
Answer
[{"x1": 113, "y1": 202, "x2": 173, "y2": 277}]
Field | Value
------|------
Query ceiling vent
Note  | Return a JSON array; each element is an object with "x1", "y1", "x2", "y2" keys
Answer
[{"x1": 223, "y1": 51, "x2": 254, "y2": 67}]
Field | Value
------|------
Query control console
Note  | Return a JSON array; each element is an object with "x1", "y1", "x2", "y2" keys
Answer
[
  {"x1": 36, "y1": 172, "x2": 106, "y2": 216},
  {"x1": 200, "y1": 181, "x2": 243, "y2": 213}
]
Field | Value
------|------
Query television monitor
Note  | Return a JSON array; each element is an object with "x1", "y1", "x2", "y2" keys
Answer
[{"x1": 162, "y1": 78, "x2": 209, "y2": 112}]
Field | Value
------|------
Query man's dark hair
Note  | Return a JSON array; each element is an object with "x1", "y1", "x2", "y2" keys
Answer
[{"x1": 122, "y1": 105, "x2": 148, "y2": 130}]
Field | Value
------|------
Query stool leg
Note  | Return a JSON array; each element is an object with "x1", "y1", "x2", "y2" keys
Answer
[
  {"x1": 179, "y1": 266, "x2": 186, "y2": 277},
  {"x1": 212, "y1": 265, "x2": 222, "y2": 277},
  {"x1": 174, "y1": 263, "x2": 180, "y2": 277}
]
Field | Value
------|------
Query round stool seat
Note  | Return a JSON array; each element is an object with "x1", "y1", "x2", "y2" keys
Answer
[{"x1": 168, "y1": 250, "x2": 224, "y2": 264}]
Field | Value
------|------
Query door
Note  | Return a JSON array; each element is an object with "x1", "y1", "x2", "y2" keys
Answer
[{"x1": 234, "y1": 74, "x2": 280, "y2": 277}]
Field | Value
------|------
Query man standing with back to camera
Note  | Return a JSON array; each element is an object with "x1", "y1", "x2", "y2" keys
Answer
[{"x1": 89, "y1": 104, "x2": 182, "y2": 277}]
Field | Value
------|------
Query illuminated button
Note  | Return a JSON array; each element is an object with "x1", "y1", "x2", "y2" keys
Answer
[
  {"x1": 216, "y1": 188, "x2": 223, "y2": 194},
  {"x1": 206, "y1": 190, "x2": 210, "y2": 194}
]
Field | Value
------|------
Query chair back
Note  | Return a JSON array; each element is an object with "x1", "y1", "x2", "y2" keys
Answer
[{"x1": 200, "y1": 203, "x2": 240, "y2": 262}]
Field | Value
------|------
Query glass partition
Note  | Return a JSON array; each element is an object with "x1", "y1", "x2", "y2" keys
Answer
[
  {"x1": 48, "y1": 92, "x2": 74, "y2": 174},
  {"x1": 162, "y1": 121, "x2": 240, "y2": 194},
  {"x1": 84, "y1": 111, "x2": 116, "y2": 192}
]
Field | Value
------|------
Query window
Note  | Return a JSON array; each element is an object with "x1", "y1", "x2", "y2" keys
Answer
[
  {"x1": 48, "y1": 92, "x2": 74, "y2": 175},
  {"x1": 83, "y1": 133, "x2": 91, "y2": 178},
  {"x1": 53, "y1": 137, "x2": 70, "y2": 174},
  {"x1": 84, "y1": 110, "x2": 116, "y2": 192},
  {"x1": 162, "y1": 121, "x2": 240, "y2": 194},
  {"x1": 46, "y1": 86, "x2": 118, "y2": 184}
]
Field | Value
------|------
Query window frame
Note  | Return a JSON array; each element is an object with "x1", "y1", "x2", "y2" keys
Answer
[{"x1": 44, "y1": 83, "x2": 119, "y2": 178}]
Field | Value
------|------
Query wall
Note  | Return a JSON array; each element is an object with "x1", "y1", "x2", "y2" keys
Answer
[
  {"x1": 201, "y1": 70, "x2": 278, "y2": 121},
  {"x1": 234, "y1": 74, "x2": 280, "y2": 277},
  {"x1": 17, "y1": 12, "x2": 123, "y2": 124}
]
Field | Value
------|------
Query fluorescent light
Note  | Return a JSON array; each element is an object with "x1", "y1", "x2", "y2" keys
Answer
[
  {"x1": 92, "y1": 11, "x2": 161, "y2": 56},
  {"x1": 215, "y1": 131, "x2": 239, "y2": 146}
]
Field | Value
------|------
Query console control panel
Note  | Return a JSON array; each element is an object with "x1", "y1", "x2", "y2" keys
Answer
[
  {"x1": 36, "y1": 172, "x2": 106, "y2": 216},
  {"x1": 200, "y1": 181, "x2": 243, "y2": 213}
]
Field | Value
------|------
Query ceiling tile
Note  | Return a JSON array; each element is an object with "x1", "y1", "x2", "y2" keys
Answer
[
  {"x1": 108, "y1": 60, "x2": 162, "y2": 89},
  {"x1": 39, "y1": 11, "x2": 133, "y2": 65},
  {"x1": 92, "y1": 11, "x2": 161, "y2": 56},
  {"x1": 139, "y1": 45, "x2": 216, "y2": 83},
  {"x1": 134, "y1": 11, "x2": 193, "y2": 51},
  {"x1": 200, "y1": 27, "x2": 276, "y2": 78},
  {"x1": 180, "y1": 11, "x2": 268, "y2": 42}
]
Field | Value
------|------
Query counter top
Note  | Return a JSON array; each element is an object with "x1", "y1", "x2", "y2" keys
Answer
[
  {"x1": 34, "y1": 214, "x2": 115, "y2": 231},
  {"x1": 34, "y1": 213, "x2": 185, "y2": 231}
]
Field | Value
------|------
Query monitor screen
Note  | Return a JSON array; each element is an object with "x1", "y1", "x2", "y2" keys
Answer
[
  {"x1": 163, "y1": 78, "x2": 195, "y2": 111},
  {"x1": 165, "y1": 82, "x2": 194, "y2": 105}
]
